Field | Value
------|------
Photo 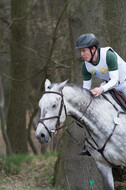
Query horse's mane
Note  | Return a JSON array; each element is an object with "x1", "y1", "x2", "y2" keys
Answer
[
  {"x1": 66, "y1": 83, "x2": 91, "y2": 97},
  {"x1": 67, "y1": 83, "x2": 84, "y2": 90},
  {"x1": 65, "y1": 83, "x2": 121, "y2": 109},
  {"x1": 51, "y1": 82, "x2": 120, "y2": 108}
]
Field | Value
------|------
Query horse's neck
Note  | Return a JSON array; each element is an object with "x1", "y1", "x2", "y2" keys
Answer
[
  {"x1": 63, "y1": 85, "x2": 92, "y2": 119},
  {"x1": 63, "y1": 86, "x2": 119, "y2": 138}
]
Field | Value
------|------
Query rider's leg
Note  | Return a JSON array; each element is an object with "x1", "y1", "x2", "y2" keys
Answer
[
  {"x1": 79, "y1": 131, "x2": 91, "y2": 156},
  {"x1": 115, "y1": 80, "x2": 126, "y2": 95}
]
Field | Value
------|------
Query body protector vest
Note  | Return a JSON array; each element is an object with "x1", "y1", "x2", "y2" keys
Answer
[{"x1": 85, "y1": 47, "x2": 126, "y2": 83}]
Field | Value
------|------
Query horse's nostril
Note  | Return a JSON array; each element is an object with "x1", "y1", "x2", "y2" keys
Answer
[{"x1": 41, "y1": 133, "x2": 45, "y2": 139}]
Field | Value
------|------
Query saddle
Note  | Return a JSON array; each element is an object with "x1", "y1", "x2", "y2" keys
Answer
[{"x1": 110, "y1": 88, "x2": 126, "y2": 111}]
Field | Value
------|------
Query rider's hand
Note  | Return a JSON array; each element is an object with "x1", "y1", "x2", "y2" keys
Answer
[{"x1": 90, "y1": 87, "x2": 104, "y2": 97}]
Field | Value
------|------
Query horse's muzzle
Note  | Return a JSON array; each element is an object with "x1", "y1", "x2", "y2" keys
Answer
[{"x1": 35, "y1": 131, "x2": 49, "y2": 144}]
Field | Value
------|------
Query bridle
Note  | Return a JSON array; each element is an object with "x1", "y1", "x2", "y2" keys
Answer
[
  {"x1": 38, "y1": 91, "x2": 67, "y2": 137},
  {"x1": 38, "y1": 90, "x2": 93, "y2": 140},
  {"x1": 38, "y1": 90, "x2": 93, "y2": 142},
  {"x1": 38, "y1": 89, "x2": 126, "y2": 166}
]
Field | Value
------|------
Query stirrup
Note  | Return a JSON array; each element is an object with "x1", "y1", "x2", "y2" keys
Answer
[{"x1": 79, "y1": 149, "x2": 91, "y2": 156}]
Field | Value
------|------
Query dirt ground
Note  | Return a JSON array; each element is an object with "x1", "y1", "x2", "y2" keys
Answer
[{"x1": 0, "y1": 129, "x2": 58, "y2": 190}]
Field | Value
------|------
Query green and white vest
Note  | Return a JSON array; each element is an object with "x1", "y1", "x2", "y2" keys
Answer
[{"x1": 85, "y1": 47, "x2": 126, "y2": 83}]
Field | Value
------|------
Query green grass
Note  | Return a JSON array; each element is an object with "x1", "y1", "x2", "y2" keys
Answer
[
  {"x1": 0, "y1": 154, "x2": 33, "y2": 175},
  {"x1": 0, "y1": 153, "x2": 125, "y2": 190},
  {"x1": 11, "y1": 188, "x2": 62, "y2": 190},
  {"x1": 0, "y1": 152, "x2": 60, "y2": 190}
]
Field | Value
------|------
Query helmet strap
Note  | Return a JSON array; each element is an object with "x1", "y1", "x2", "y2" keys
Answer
[{"x1": 89, "y1": 47, "x2": 97, "y2": 63}]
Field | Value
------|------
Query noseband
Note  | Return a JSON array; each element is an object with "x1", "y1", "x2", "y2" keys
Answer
[{"x1": 38, "y1": 91, "x2": 67, "y2": 137}]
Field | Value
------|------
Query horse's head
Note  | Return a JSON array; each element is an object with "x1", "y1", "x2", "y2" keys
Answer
[{"x1": 35, "y1": 79, "x2": 68, "y2": 143}]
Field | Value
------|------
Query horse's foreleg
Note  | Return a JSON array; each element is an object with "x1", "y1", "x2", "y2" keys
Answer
[{"x1": 96, "y1": 161, "x2": 114, "y2": 190}]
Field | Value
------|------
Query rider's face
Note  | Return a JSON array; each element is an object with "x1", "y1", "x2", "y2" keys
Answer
[{"x1": 80, "y1": 48, "x2": 91, "y2": 62}]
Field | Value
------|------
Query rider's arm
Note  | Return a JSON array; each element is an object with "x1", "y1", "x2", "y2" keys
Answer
[
  {"x1": 82, "y1": 62, "x2": 92, "y2": 89},
  {"x1": 101, "y1": 50, "x2": 119, "y2": 92},
  {"x1": 83, "y1": 79, "x2": 92, "y2": 89},
  {"x1": 102, "y1": 70, "x2": 119, "y2": 92}
]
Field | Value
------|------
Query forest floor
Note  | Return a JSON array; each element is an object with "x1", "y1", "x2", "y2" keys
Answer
[
  {"x1": 0, "y1": 131, "x2": 126, "y2": 190},
  {"x1": 0, "y1": 153, "x2": 58, "y2": 190},
  {"x1": 0, "y1": 130, "x2": 60, "y2": 190}
]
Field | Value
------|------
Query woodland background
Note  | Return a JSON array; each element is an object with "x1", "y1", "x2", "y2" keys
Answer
[{"x1": 0, "y1": 0, "x2": 126, "y2": 189}]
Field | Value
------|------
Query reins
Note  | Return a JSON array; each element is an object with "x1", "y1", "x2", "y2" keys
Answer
[
  {"x1": 38, "y1": 91, "x2": 83, "y2": 143},
  {"x1": 84, "y1": 93, "x2": 126, "y2": 166},
  {"x1": 38, "y1": 91, "x2": 67, "y2": 137},
  {"x1": 38, "y1": 90, "x2": 126, "y2": 166}
]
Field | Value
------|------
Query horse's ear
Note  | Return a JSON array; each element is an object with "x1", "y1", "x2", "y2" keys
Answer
[
  {"x1": 57, "y1": 79, "x2": 68, "y2": 91},
  {"x1": 45, "y1": 79, "x2": 51, "y2": 91}
]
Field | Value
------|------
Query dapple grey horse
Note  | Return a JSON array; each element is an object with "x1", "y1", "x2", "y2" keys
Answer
[{"x1": 35, "y1": 79, "x2": 126, "y2": 190}]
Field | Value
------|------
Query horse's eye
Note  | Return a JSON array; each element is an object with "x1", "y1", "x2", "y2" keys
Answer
[{"x1": 52, "y1": 104, "x2": 56, "y2": 108}]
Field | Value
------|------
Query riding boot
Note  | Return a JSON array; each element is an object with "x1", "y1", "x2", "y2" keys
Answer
[{"x1": 79, "y1": 146, "x2": 91, "y2": 156}]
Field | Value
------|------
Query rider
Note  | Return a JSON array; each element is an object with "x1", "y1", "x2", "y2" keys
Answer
[{"x1": 75, "y1": 33, "x2": 126, "y2": 155}]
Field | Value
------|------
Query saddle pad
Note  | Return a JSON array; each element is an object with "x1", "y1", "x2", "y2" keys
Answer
[{"x1": 110, "y1": 89, "x2": 126, "y2": 112}]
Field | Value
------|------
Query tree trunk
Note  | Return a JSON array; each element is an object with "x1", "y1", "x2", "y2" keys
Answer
[
  {"x1": 54, "y1": 0, "x2": 126, "y2": 189},
  {"x1": 7, "y1": 0, "x2": 29, "y2": 154},
  {"x1": 54, "y1": 124, "x2": 105, "y2": 190},
  {"x1": 0, "y1": 77, "x2": 12, "y2": 155}
]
